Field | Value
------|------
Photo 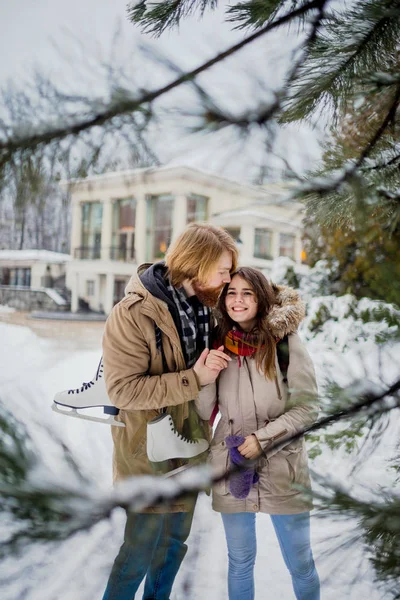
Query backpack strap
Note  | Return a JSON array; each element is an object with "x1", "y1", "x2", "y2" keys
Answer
[
  {"x1": 209, "y1": 403, "x2": 219, "y2": 427},
  {"x1": 276, "y1": 335, "x2": 290, "y2": 383}
]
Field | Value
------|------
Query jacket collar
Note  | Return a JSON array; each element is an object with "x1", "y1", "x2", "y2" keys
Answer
[
  {"x1": 265, "y1": 284, "x2": 305, "y2": 339},
  {"x1": 123, "y1": 265, "x2": 182, "y2": 345}
]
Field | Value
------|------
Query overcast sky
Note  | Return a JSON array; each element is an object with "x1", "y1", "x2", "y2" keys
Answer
[
  {"x1": 0, "y1": 1, "x2": 322, "y2": 182},
  {"x1": 0, "y1": 1, "x2": 238, "y2": 86},
  {"x1": 0, "y1": 1, "x2": 134, "y2": 83}
]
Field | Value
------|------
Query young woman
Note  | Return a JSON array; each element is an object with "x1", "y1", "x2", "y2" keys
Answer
[{"x1": 196, "y1": 267, "x2": 320, "y2": 600}]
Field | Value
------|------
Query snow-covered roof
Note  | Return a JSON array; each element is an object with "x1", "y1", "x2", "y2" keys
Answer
[
  {"x1": 64, "y1": 164, "x2": 248, "y2": 185},
  {"x1": 61, "y1": 165, "x2": 286, "y2": 200},
  {"x1": 212, "y1": 208, "x2": 301, "y2": 228},
  {"x1": 0, "y1": 250, "x2": 71, "y2": 263}
]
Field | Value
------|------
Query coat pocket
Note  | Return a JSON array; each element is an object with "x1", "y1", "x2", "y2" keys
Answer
[
  {"x1": 117, "y1": 411, "x2": 151, "y2": 459},
  {"x1": 267, "y1": 444, "x2": 310, "y2": 496},
  {"x1": 209, "y1": 441, "x2": 230, "y2": 496}
]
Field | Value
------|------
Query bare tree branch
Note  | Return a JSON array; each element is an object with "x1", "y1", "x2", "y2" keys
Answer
[
  {"x1": 1, "y1": 373, "x2": 399, "y2": 557},
  {"x1": 0, "y1": 0, "x2": 325, "y2": 170}
]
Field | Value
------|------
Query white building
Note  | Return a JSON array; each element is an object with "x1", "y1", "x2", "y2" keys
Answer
[
  {"x1": 64, "y1": 166, "x2": 305, "y2": 314},
  {"x1": 0, "y1": 249, "x2": 71, "y2": 288}
]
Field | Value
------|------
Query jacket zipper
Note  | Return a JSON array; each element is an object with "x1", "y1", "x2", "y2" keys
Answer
[
  {"x1": 268, "y1": 429, "x2": 288, "y2": 444},
  {"x1": 274, "y1": 374, "x2": 282, "y2": 400}
]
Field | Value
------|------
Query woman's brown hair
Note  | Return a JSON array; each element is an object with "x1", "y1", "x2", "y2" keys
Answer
[
  {"x1": 165, "y1": 223, "x2": 238, "y2": 287},
  {"x1": 216, "y1": 267, "x2": 277, "y2": 379}
]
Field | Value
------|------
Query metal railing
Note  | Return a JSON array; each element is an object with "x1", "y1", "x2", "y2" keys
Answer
[
  {"x1": 74, "y1": 246, "x2": 135, "y2": 262},
  {"x1": 74, "y1": 247, "x2": 101, "y2": 259},
  {"x1": 109, "y1": 246, "x2": 135, "y2": 262}
]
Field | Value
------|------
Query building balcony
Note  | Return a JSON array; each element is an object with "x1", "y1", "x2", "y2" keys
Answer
[
  {"x1": 74, "y1": 246, "x2": 101, "y2": 260},
  {"x1": 73, "y1": 246, "x2": 135, "y2": 262},
  {"x1": 109, "y1": 245, "x2": 135, "y2": 262}
]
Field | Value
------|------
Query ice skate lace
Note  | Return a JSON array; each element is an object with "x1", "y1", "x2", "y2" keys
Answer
[
  {"x1": 67, "y1": 359, "x2": 104, "y2": 394},
  {"x1": 169, "y1": 418, "x2": 195, "y2": 444}
]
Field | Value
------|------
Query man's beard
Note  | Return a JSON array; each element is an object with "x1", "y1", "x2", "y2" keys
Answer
[{"x1": 192, "y1": 281, "x2": 225, "y2": 308}]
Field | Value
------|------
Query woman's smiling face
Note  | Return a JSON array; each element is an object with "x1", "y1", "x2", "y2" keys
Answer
[{"x1": 225, "y1": 275, "x2": 258, "y2": 331}]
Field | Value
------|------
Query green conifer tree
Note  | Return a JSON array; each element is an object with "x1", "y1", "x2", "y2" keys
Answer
[{"x1": 1, "y1": 2, "x2": 399, "y2": 597}]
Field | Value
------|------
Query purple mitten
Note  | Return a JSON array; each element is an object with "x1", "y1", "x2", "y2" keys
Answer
[{"x1": 225, "y1": 435, "x2": 259, "y2": 500}]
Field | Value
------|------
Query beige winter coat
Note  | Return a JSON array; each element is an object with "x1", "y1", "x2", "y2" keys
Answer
[
  {"x1": 195, "y1": 285, "x2": 318, "y2": 515},
  {"x1": 102, "y1": 266, "x2": 209, "y2": 513}
]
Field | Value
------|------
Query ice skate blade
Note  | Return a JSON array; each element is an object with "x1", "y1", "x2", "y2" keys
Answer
[
  {"x1": 147, "y1": 439, "x2": 209, "y2": 462},
  {"x1": 52, "y1": 403, "x2": 125, "y2": 427}
]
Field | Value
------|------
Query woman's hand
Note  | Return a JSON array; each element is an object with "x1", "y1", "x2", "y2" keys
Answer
[
  {"x1": 205, "y1": 345, "x2": 231, "y2": 371},
  {"x1": 238, "y1": 434, "x2": 263, "y2": 459}
]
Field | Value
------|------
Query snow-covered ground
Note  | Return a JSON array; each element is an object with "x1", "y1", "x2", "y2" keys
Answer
[
  {"x1": 0, "y1": 304, "x2": 15, "y2": 313},
  {"x1": 0, "y1": 301, "x2": 398, "y2": 599}
]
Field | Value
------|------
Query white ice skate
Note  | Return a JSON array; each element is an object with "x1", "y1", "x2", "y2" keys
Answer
[
  {"x1": 52, "y1": 358, "x2": 125, "y2": 427},
  {"x1": 147, "y1": 413, "x2": 209, "y2": 462}
]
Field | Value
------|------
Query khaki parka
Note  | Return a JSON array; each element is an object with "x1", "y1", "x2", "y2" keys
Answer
[
  {"x1": 102, "y1": 265, "x2": 209, "y2": 513},
  {"x1": 195, "y1": 284, "x2": 318, "y2": 515}
]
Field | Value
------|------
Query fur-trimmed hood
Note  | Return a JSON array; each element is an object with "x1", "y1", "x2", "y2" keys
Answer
[
  {"x1": 265, "y1": 283, "x2": 305, "y2": 339},
  {"x1": 124, "y1": 265, "x2": 304, "y2": 339}
]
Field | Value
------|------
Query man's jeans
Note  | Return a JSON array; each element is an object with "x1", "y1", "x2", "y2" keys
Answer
[
  {"x1": 221, "y1": 512, "x2": 320, "y2": 600},
  {"x1": 102, "y1": 509, "x2": 194, "y2": 600}
]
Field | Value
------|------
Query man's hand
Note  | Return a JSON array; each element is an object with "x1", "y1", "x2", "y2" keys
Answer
[
  {"x1": 205, "y1": 346, "x2": 231, "y2": 371},
  {"x1": 238, "y1": 435, "x2": 263, "y2": 460},
  {"x1": 193, "y1": 347, "x2": 229, "y2": 386}
]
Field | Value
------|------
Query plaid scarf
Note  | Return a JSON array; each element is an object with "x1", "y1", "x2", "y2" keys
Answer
[
  {"x1": 222, "y1": 329, "x2": 262, "y2": 357},
  {"x1": 167, "y1": 279, "x2": 210, "y2": 367},
  {"x1": 213, "y1": 329, "x2": 265, "y2": 367}
]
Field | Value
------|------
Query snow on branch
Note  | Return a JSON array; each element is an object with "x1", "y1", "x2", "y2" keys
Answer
[
  {"x1": 311, "y1": 477, "x2": 400, "y2": 597},
  {"x1": 1, "y1": 373, "x2": 399, "y2": 555},
  {"x1": 376, "y1": 186, "x2": 400, "y2": 202}
]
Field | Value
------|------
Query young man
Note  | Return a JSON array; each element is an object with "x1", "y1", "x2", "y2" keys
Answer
[{"x1": 102, "y1": 223, "x2": 238, "y2": 600}]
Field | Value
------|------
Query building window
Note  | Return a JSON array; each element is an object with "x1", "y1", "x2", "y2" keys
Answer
[
  {"x1": 86, "y1": 280, "x2": 95, "y2": 296},
  {"x1": 279, "y1": 233, "x2": 295, "y2": 259},
  {"x1": 81, "y1": 202, "x2": 103, "y2": 259},
  {"x1": 187, "y1": 194, "x2": 208, "y2": 223},
  {"x1": 9, "y1": 268, "x2": 31, "y2": 287},
  {"x1": 112, "y1": 198, "x2": 136, "y2": 261},
  {"x1": 0, "y1": 267, "x2": 10, "y2": 285},
  {"x1": 146, "y1": 194, "x2": 174, "y2": 261},
  {"x1": 113, "y1": 279, "x2": 128, "y2": 305},
  {"x1": 224, "y1": 227, "x2": 241, "y2": 242},
  {"x1": 254, "y1": 229, "x2": 273, "y2": 260}
]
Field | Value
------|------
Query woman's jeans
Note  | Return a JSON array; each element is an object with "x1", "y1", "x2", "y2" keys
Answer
[
  {"x1": 221, "y1": 512, "x2": 320, "y2": 600},
  {"x1": 102, "y1": 509, "x2": 194, "y2": 600}
]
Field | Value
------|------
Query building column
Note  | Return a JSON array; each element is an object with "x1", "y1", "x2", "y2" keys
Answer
[
  {"x1": 94, "y1": 273, "x2": 102, "y2": 312},
  {"x1": 239, "y1": 224, "x2": 254, "y2": 264},
  {"x1": 101, "y1": 199, "x2": 113, "y2": 261},
  {"x1": 171, "y1": 194, "x2": 187, "y2": 242},
  {"x1": 134, "y1": 192, "x2": 147, "y2": 265},
  {"x1": 271, "y1": 230, "x2": 280, "y2": 260},
  {"x1": 71, "y1": 271, "x2": 79, "y2": 313},
  {"x1": 70, "y1": 199, "x2": 82, "y2": 258},
  {"x1": 104, "y1": 272, "x2": 115, "y2": 315},
  {"x1": 294, "y1": 233, "x2": 303, "y2": 263}
]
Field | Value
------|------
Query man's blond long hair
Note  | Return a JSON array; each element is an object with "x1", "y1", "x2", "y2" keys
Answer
[{"x1": 165, "y1": 223, "x2": 238, "y2": 287}]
